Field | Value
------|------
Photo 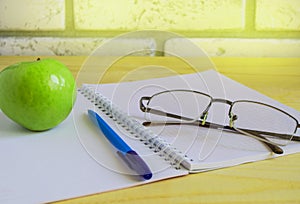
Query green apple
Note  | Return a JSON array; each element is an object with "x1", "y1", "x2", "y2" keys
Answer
[{"x1": 0, "y1": 58, "x2": 76, "y2": 131}]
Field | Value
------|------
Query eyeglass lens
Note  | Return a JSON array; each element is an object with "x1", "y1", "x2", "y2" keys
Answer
[
  {"x1": 230, "y1": 101, "x2": 297, "y2": 145},
  {"x1": 145, "y1": 90, "x2": 211, "y2": 122}
]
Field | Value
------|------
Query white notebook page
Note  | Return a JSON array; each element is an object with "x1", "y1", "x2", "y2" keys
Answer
[
  {"x1": 0, "y1": 88, "x2": 188, "y2": 204},
  {"x1": 89, "y1": 70, "x2": 300, "y2": 172}
]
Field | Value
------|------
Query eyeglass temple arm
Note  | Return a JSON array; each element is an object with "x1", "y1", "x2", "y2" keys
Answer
[
  {"x1": 232, "y1": 127, "x2": 283, "y2": 154},
  {"x1": 143, "y1": 118, "x2": 283, "y2": 154},
  {"x1": 140, "y1": 100, "x2": 300, "y2": 143},
  {"x1": 140, "y1": 97, "x2": 300, "y2": 142}
]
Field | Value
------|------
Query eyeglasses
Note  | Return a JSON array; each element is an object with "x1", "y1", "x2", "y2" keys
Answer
[{"x1": 139, "y1": 90, "x2": 300, "y2": 154}]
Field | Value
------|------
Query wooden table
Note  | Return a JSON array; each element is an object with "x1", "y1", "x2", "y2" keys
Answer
[{"x1": 1, "y1": 56, "x2": 300, "y2": 203}]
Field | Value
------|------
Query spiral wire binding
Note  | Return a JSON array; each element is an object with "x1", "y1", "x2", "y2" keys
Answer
[{"x1": 79, "y1": 85, "x2": 192, "y2": 170}]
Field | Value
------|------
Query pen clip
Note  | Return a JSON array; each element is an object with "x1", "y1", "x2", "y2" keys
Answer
[{"x1": 117, "y1": 150, "x2": 152, "y2": 180}]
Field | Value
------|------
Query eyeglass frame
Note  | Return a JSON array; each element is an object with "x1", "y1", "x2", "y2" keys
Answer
[{"x1": 139, "y1": 89, "x2": 300, "y2": 154}]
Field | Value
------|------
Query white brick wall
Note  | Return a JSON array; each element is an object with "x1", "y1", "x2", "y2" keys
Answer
[
  {"x1": 74, "y1": 0, "x2": 245, "y2": 30},
  {"x1": 0, "y1": 37, "x2": 156, "y2": 56},
  {"x1": 165, "y1": 38, "x2": 300, "y2": 57},
  {"x1": 256, "y1": 0, "x2": 300, "y2": 31},
  {"x1": 0, "y1": 0, "x2": 300, "y2": 56},
  {"x1": 0, "y1": 0, "x2": 65, "y2": 30}
]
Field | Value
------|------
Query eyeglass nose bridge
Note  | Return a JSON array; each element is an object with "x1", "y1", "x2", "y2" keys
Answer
[
  {"x1": 201, "y1": 98, "x2": 234, "y2": 125},
  {"x1": 211, "y1": 98, "x2": 233, "y2": 105},
  {"x1": 211, "y1": 99, "x2": 238, "y2": 127},
  {"x1": 211, "y1": 98, "x2": 239, "y2": 127}
]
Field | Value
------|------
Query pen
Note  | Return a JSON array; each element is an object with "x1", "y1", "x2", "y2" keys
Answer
[{"x1": 87, "y1": 109, "x2": 152, "y2": 180}]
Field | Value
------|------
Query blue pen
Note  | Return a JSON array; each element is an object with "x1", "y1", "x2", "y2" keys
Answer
[{"x1": 87, "y1": 109, "x2": 152, "y2": 180}]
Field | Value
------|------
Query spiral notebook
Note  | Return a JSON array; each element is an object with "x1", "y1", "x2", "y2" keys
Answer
[
  {"x1": 2, "y1": 70, "x2": 300, "y2": 203},
  {"x1": 75, "y1": 69, "x2": 300, "y2": 173}
]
